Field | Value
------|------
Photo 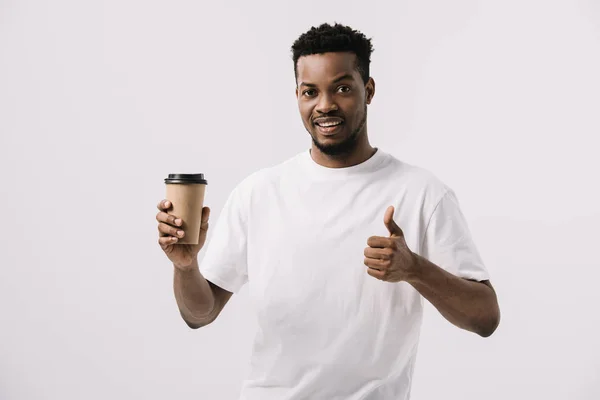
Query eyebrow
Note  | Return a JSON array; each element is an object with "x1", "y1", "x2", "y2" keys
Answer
[{"x1": 299, "y1": 74, "x2": 354, "y2": 87}]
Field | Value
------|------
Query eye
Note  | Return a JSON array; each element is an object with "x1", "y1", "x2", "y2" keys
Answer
[
  {"x1": 302, "y1": 89, "x2": 317, "y2": 97},
  {"x1": 337, "y1": 85, "x2": 351, "y2": 93}
]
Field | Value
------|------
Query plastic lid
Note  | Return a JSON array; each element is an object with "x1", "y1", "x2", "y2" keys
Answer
[{"x1": 164, "y1": 173, "x2": 208, "y2": 184}]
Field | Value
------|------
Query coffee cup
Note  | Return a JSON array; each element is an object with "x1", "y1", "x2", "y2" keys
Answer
[{"x1": 164, "y1": 173, "x2": 208, "y2": 245}]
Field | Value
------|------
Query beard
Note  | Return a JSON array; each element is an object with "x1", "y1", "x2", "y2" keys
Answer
[{"x1": 308, "y1": 104, "x2": 368, "y2": 157}]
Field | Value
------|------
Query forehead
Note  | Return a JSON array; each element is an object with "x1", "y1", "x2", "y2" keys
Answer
[{"x1": 296, "y1": 52, "x2": 360, "y2": 83}]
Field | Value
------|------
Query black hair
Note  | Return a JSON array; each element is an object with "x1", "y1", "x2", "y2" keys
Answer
[{"x1": 291, "y1": 23, "x2": 374, "y2": 84}]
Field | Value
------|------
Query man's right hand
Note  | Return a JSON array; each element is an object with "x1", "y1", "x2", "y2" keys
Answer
[{"x1": 156, "y1": 200, "x2": 211, "y2": 271}]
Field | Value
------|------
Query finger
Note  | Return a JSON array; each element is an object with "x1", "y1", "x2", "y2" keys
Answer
[
  {"x1": 157, "y1": 199, "x2": 172, "y2": 211},
  {"x1": 200, "y1": 220, "x2": 209, "y2": 232},
  {"x1": 158, "y1": 222, "x2": 185, "y2": 238},
  {"x1": 384, "y1": 205, "x2": 394, "y2": 225},
  {"x1": 156, "y1": 211, "x2": 182, "y2": 227},
  {"x1": 367, "y1": 236, "x2": 393, "y2": 249},
  {"x1": 364, "y1": 257, "x2": 388, "y2": 270},
  {"x1": 364, "y1": 247, "x2": 393, "y2": 260},
  {"x1": 367, "y1": 267, "x2": 385, "y2": 280},
  {"x1": 200, "y1": 206, "x2": 211, "y2": 223},
  {"x1": 159, "y1": 236, "x2": 178, "y2": 247}
]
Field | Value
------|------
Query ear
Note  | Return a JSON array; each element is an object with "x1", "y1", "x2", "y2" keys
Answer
[{"x1": 365, "y1": 77, "x2": 375, "y2": 104}]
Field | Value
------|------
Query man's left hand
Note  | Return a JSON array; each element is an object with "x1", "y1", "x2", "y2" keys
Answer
[{"x1": 364, "y1": 206, "x2": 418, "y2": 282}]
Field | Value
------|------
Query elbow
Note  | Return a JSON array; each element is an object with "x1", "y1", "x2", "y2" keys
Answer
[
  {"x1": 184, "y1": 318, "x2": 213, "y2": 330},
  {"x1": 181, "y1": 312, "x2": 215, "y2": 330},
  {"x1": 185, "y1": 320, "x2": 205, "y2": 330},
  {"x1": 477, "y1": 325, "x2": 497, "y2": 338},
  {"x1": 477, "y1": 308, "x2": 501, "y2": 338}
]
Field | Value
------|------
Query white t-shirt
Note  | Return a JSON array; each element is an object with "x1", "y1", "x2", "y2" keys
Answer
[{"x1": 200, "y1": 148, "x2": 489, "y2": 400}]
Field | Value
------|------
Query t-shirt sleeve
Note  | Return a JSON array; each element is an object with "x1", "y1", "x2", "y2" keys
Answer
[
  {"x1": 420, "y1": 190, "x2": 490, "y2": 282},
  {"x1": 199, "y1": 185, "x2": 249, "y2": 293}
]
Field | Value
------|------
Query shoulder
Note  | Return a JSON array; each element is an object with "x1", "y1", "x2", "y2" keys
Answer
[{"x1": 384, "y1": 152, "x2": 451, "y2": 205}]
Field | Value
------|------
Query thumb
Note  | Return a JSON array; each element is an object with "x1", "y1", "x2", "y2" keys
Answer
[
  {"x1": 201, "y1": 206, "x2": 211, "y2": 223},
  {"x1": 384, "y1": 206, "x2": 403, "y2": 237}
]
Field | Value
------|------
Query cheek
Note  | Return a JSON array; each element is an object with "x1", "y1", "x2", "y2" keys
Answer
[
  {"x1": 342, "y1": 96, "x2": 363, "y2": 112},
  {"x1": 299, "y1": 103, "x2": 313, "y2": 122},
  {"x1": 353, "y1": 100, "x2": 367, "y2": 118}
]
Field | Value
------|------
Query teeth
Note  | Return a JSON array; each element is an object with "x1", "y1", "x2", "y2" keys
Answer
[{"x1": 318, "y1": 121, "x2": 342, "y2": 127}]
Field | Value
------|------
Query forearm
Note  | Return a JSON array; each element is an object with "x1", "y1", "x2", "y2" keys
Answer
[
  {"x1": 173, "y1": 259, "x2": 217, "y2": 328},
  {"x1": 408, "y1": 254, "x2": 500, "y2": 337}
]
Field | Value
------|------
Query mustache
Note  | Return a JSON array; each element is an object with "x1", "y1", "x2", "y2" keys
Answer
[{"x1": 311, "y1": 112, "x2": 345, "y2": 122}]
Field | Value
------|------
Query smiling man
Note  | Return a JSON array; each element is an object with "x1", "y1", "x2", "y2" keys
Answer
[{"x1": 156, "y1": 23, "x2": 500, "y2": 400}]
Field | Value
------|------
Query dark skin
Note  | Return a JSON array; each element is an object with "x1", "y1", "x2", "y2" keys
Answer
[
  {"x1": 296, "y1": 52, "x2": 376, "y2": 168},
  {"x1": 157, "y1": 51, "x2": 500, "y2": 335},
  {"x1": 296, "y1": 52, "x2": 500, "y2": 337}
]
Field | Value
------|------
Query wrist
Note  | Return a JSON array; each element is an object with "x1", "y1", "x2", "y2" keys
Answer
[
  {"x1": 174, "y1": 258, "x2": 199, "y2": 273},
  {"x1": 405, "y1": 252, "x2": 426, "y2": 285}
]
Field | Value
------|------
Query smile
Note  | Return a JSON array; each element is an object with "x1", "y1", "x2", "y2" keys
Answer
[
  {"x1": 315, "y1": 121, "x2": 344, "y2": 136},
  {"x1": 315, "y1": 120, "x2": 343, "y2": 127}
]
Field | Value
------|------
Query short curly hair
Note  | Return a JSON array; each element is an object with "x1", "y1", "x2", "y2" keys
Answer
[{"x1": 291, "y1": 23, "x2": 374, "y2": 84}]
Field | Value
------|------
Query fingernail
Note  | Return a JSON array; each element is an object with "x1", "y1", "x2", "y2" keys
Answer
[
  {"x1": 175, "y1": 219, "x2": 182, "y2": 226},
  {"x1": 165, "y1": 201, "x2": 170, "y2": 207},
  {"x1": 177, "y1": 230, "x2": 184, "y2": 237}
]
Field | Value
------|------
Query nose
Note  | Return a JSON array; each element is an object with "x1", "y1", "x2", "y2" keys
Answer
[{"x1": 316, "y1": 93, "x2": 339, "y2": 114}]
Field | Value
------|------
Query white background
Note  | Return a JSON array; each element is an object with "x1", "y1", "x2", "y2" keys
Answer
[{"x1": 1, "y1": 0, "x2": 599, "y2": 399}]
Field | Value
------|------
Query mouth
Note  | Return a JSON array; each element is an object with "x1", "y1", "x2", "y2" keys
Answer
[{"x1": 313, "y1": 117, "x2": 344, "y2": 136}]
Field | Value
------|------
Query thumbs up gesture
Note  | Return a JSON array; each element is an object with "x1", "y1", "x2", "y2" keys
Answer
[{"x1": 364, "y1": 206, "x2": 419, "y2": 282}]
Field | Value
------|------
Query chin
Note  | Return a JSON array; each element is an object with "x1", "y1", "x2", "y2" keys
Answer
[{"x1": 312, "y1": 134, "x2": 359, "y2": 156}]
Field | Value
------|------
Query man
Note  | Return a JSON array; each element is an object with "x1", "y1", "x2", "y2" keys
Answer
[{"x1": 156, "y1": 23, "x2": 500, "y2": 400}]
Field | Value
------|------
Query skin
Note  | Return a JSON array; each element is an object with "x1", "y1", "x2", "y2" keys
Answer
[
  {"x1": 296, "y1": 52, "x2": 499, "y2": 337},
  {"x1": 296, "y1": 52, "x2": 376, "y2": 168},
  {"x1": 156, "y1": 200, "x2": 232, "y2": 328},
  {"x1": 156, "y1": 50, "x2": 500, "y2": 337},
  {"x1": 365, "y1": 206, "x2": 500, "y2": 337}
]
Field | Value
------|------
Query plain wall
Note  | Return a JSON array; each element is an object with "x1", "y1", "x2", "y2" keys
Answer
[{"x1": 1, "y1": 0, "x2": 599, "y2": 399}]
